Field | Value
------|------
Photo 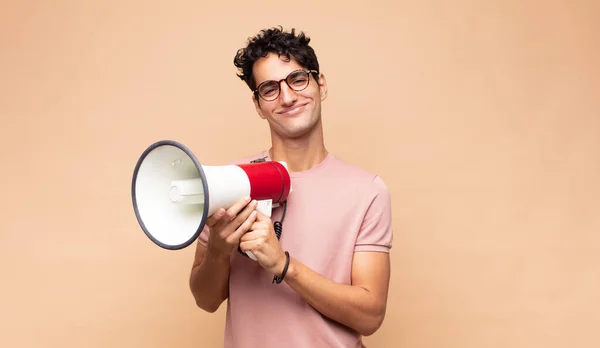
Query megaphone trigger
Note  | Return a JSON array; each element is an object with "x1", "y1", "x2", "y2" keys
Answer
[{"x1": 245, "y1": 251, "x2": 258, "y2": 261}]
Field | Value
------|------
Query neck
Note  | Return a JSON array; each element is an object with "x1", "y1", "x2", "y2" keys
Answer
[{"x1": 268, "y1": 122, "x2": 328, "y2": 173}]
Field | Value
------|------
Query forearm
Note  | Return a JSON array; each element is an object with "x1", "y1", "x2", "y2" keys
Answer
[
  {"x1": 283, "y1": 257, "x2": 386, "y2": 336},
  {"x1": 189, "y1": 245, "x2": 231, "y2": 313}
]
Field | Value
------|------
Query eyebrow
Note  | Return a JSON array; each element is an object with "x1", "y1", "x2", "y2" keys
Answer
[{"x1": 256, "y1": 69, "x2": 305, "y2": 86}]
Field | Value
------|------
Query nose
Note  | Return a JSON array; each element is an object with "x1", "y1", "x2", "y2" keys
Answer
[{"x1": 278, "y1": 80, "x2": 298, "y2": 106}]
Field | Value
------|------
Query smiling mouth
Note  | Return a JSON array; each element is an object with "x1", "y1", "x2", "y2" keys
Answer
[{"x1": 279, "y1": 103, "x2": 307, "y2": 116}]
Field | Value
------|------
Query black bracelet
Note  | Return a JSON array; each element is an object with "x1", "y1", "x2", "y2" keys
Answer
[{"x1": 273, "y1": 251, "x2": 290, "y2": 284}]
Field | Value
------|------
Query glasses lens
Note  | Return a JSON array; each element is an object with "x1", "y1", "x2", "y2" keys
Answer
[
  {"x1": 287, "y1": 71, "x2": 309, "y2": 90},
  {"x1": 258, "y1": 81, "x2": 280, "y2": 100},
  {"x1": 257, "y1": 70, "x2": 312, "y2": 100}
]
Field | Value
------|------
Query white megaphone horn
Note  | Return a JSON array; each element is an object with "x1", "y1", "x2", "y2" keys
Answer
[{"x1": 131, "y1": 140, "x2": 292, "y2": 260}]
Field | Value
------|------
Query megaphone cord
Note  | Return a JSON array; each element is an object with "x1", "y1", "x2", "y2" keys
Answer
[{"x1": 273, "y1": 200, "x2": 287, "y2": 240}]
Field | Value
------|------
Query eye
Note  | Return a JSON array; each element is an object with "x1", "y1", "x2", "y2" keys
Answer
[
  {"x1": 263, "y1": 88, "x2": 277, "y2": 96},
  {"x1": 289, "y1": 71, "x2": 308, "y2": 85},
  {"x1": 290, "y1": 77, "x2": 307, "y2": 86},
  {"x1": 259, "y1": 82, "x2": 278, "y2": 97}
]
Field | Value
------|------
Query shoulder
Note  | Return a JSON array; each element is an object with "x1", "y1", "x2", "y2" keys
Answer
[{"x1": 327, "y1": 154, "x2": 391, "y2": 194}]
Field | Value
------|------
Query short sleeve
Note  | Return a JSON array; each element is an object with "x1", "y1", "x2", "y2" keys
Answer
[{"x1": 354, "y1": 175, "x2": 394, "y2": 253}]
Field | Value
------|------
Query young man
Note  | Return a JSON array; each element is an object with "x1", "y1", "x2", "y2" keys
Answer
[{"x1": 189, "y1": 27, "x2": 393, "y2": 348}]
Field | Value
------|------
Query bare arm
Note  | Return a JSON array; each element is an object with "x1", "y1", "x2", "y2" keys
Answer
[
  {"x1": 240, "y1": 212, "x2": 392, "y2": 336},
  {"x1": 239, "y1": 176, "x2": 393, "y2": 334},
  {"x1": 189, "y1": 241, "x2": 231, "y2": 313},
  {"x1": 189, "y1": 197, "x2": 259, "y2": 313},
  {"x1": 283, "y1": 251, "x2": 391, "y2": 336}
]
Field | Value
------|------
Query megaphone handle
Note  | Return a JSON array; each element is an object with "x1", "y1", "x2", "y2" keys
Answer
[
  {"x1": 238, "y1": 200, "x2": 286, "y2": 262},
  {"x1": 255, "y1": 199, "x2": 273, "y2": 217},
  {"x1": 245, "y1": 251, "x2": 258, "y2": 261},
  {"x1": 244, "y1": 200, "x2": 271, "y2": 261}
]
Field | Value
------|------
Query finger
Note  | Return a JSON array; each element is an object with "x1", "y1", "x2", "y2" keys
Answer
[
  {"x1": 249, "y1": 220, "x2": 268, "y2": 231},
  {"x1": 239, "y1": 240, "x2": 260, "y2": 254},
  {"x1": 227, "y1": 196, "x2": 253, "y2": 216},
  {"x1": 205, "y1": 208, "x2": 226, "y2": 227},
  {"x1": 239, "y1": 231, "x2": 265, "y2": 244},
  {"x1": 227, "y1": 210, "x2": 258, "y2": 244},
  {"x1": 254, "y1": 210, "x2": 272, "y2": 222},
  {"x1": 218, "y1": 199, "x2": 258, "y2": 237},
  {"x1": 213, "y1": 197, "x2": 254, "y2": 230}
]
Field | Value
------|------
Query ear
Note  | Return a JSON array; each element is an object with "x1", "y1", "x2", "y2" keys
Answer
[
  {"x1": 252, "y1": 94, "x2": 267, "y2": 119},
  {"x1": 317, "y1": 73, "x2": 328, "y2": 101}
]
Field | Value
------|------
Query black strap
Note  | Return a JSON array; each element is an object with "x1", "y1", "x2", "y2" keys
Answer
[
  {"x1": 273, "y1": 251, "x2": 290, "y2": 284},
  {"x1": 250, "y1": 156, "x2": 268, "y2": 163}
]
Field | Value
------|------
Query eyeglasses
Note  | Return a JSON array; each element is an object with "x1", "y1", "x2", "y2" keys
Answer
[{"x1": 254, "y1": 69, "x2": 318, "y2": 101}]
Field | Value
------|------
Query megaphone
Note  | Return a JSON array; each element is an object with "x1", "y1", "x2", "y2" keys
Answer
[{"x1": 131, "y1": 140, "x2": 292, "y2": 259}]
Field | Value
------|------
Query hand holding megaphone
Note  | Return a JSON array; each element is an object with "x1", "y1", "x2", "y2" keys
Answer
[
  {"x1": 131, "y1": 140, "x2": 292, "y2": 259},
  {"x1": 203, "y1": 195, "x2": 261, "y2": 260}
]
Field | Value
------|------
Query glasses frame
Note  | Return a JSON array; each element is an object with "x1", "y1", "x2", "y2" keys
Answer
[{"x1": 253, "y1": 69, "x2": 319, "y2": 101}]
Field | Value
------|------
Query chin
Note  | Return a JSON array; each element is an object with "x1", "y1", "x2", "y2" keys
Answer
[{"x1": 275, "y1": 118, "x2": 319, "y2": 139}]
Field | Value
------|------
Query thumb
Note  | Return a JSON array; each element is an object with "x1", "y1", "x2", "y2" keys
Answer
[{"x1": 254, "y1": 210, "x2": 269, "y2": 221}]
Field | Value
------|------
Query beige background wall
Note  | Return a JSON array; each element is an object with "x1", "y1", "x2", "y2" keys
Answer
[{"x1": 1, "y1": 1, "x2": 598, "y2": 347}]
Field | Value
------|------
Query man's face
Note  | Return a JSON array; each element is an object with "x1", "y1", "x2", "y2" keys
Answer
[{"x1": 251, "y1": 53, "x2": 327, "y2": 139}]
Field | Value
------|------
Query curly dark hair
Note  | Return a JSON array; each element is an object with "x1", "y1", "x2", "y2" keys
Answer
[{"x1": 233, "y1": 26, "x2": 320, "y2": 92}]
